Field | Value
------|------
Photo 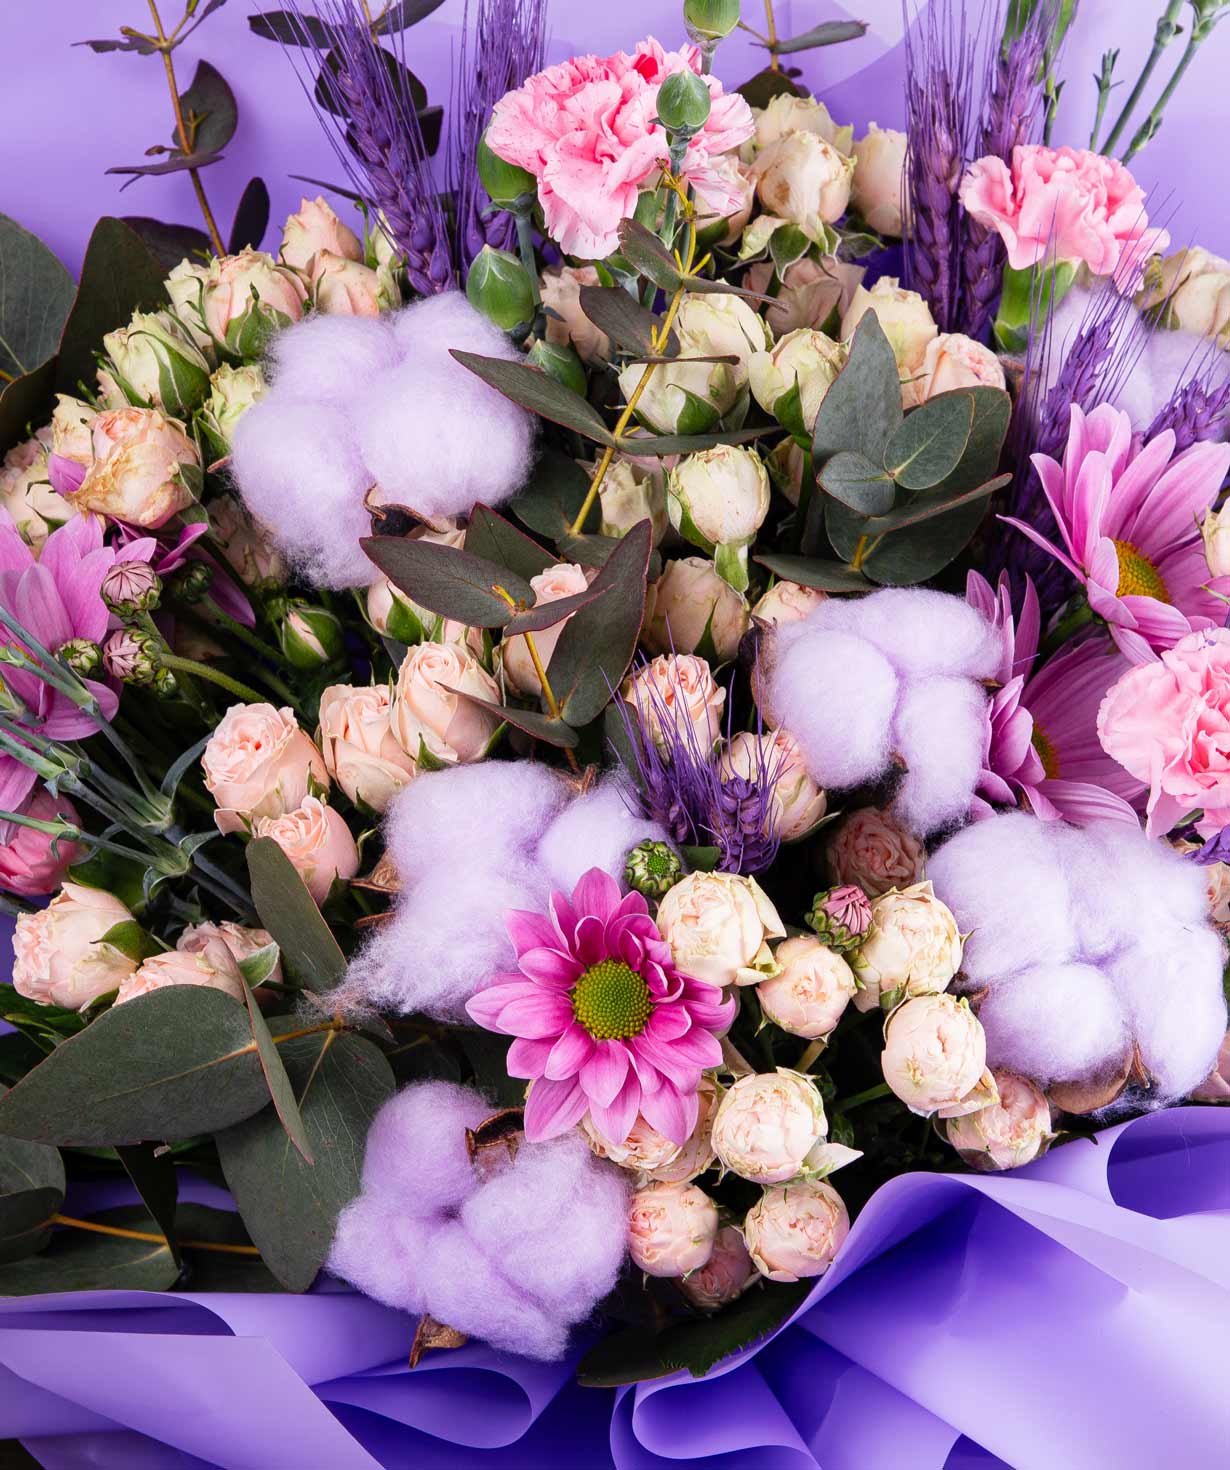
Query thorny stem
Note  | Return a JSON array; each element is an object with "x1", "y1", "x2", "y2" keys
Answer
[
  {"x1": 1101, "y1": 0, "x2": 1185, "y2": 154},
  {"x1": 51, "y1": 1213, "x2": 261, "y2": 1257}
]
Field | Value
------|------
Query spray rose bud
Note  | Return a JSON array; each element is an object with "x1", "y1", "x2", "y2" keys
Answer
[
  {"x1": 202, "y1": 702, "x2": 330, "y2": 833},
  {"x1": 50, "y1": 395, "x2": 96, "y2": 465},
  {"x1": 57, "y1": 638, "x2": 102, "y2": 679},
  {"x1": 803, "y1": 887, "x2": 870, "y2": 959},
  {"x1": 210, "y1": 494, "x2": 286, "y2": 588},
  {"x1": 100, "y1": 310, "x2": 211, "y2": 417},
  {"x1": 646, "y1": 1074, "x2": 720, "y2": 1183},
  {"x1": 366, "y1": 574, "x2": 429, "y2": 643},
  {"x1": 946, "y1": 1070, "x2": 1052, "y2": 1171},
  {"x1": 526, "y1": 339, "x2": 587, "y2": 397},
  {"x1": 757, "y1": 935, "x2": 856, "y2": 1040},
  {"x1": 500, "y1": 562, "x2": 591, "y2": 697},
  {"x1": 621, "y1": 652, "x2": 727, "y2": 752},
  {"x1": 828, "y1": 806, "x2": 926, "y2": 898},
  {"x1": 720, "y1": 730, "x2": 826, "y2": 841},
  {"x1": 581, "y1": 1112, "x2": 684, "y2": 1175},
  {"x1": 13, "y1": 881, "x2": 139, "y2": 1008},
  {"x1": 751, "y1": 94, "x2": 853, "y2": 156},
  {"x1": 0, "y1": 439, "x2": 72, "y2": 550},
  {"x1": 1136, "y1": 246, "x2": 1230, "y2": 341},
  {"x1": 391, "y1": 642, "x2": 502, "y2": 766},
  {"x1": 179, "y1": 919, "x2": 283, "y2": 985},
  {"x1": 102, "y1": 628, "x2": 162, "y2": 685},
  {"x1": 201, "y1": 248, "x2": 307, "y2": 353},
  {"x1": 764, "y1": 436, "x2": 806, "y2": 508},
  {"x1": 694, "y1": 155, "x2": 756, "y2": 249},
  {"x1": 477, "y1": 130, "x2": 537, "y2": 208},
  {"x1": 656, "y1": 69, "x2": 712, "y2": 134},
  {"x1": 627, "y1": 1180, "x2": 719, "y2": 1277},
  {"x1": 164, "y1": 258, "x2": 213, "y2": 350},
  {"x1": 684, "y1": 0, "x2": 741, "y2": 41},
  {"x1": 466, "y1": 245, "x2": 535, "y2": 332},
  {"x1": 881, "y1": 993, "x2": 991, "y2": 1117},
  {"x1": 643, "y1": 556, "x2": 750, "y2": 660},
  {"x1": 0, "y1": 791, "x2": 82, "y2": 899},
  {"x1": 624, "y1": 838, "x2": 684, "y2": 901},
  {"x1": 73, "y1": 407, "x2": 199, "y2": 528},
  {"x1": 318, "y1": 683, "x2": 417, "y2": 813},
  {"x1": 851, "y1": 124, "x2": 908, "y2": 238},
  {"x1": 1202, "y1": 502, "x2": 1230, "y2": 578},
  {"x1": 752, "y1": 132, "x2": 856, "y2": 239},
  {"x1": 854, "y1": 881, "x2": 963, "y2": 1012},
  {"x1": 668, "y1": 446, "x2": 770, "y2": 558},
  {"x1": 679, "y1": 1223, "x2": 756, "y2": 1311},
  {"x1": 252, "y1": 796, "x2": 360, "y2": 905},
  {"x1": 280, "y1": 195, "x2": 363, "y2": 272},
  {"x1": 313, "y1": 254, "x2": 383, "y2": 317},
  {"x1": 743, "y1": 1178, "x2": 849, "y2": 1282},
  {"x1": 597, "y1": 453, "x2": 669, "y2": 544},
  {"x1": 841, "y1": 278, "x2": 938, "y2": 392},
  {"x1": 199, "y1": 363, "x2": 267, "y2": 450},
  {"x1": 910, "y1": 332, "x2": 1006, "y2": 408},
  {"x1": 749, "y1": 329, "x2": 847, "y2": 436},
  {"x1": 101, "y1": 559, "x2": 161, "y2": 617},
  {"x1": 712, "y1": 1068, "x2": 827, "y2": 1184},
  {"x1": 745, "y1": 256, "x2": 865, "y2": 337},
  {"x1": 280, "y1": 603, "x2": 344, "y2": 670},
  {"x1": 656, "y1": 870, "x2": 785, "y2": 987},
  {"x1": 115, "y1": 938, "x2": 247, "y2": 1007},
  {"x1": 540, "y1": 263, "x2": 609, "y2": 363}
]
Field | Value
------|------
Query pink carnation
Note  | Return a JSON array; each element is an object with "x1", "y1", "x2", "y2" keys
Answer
[
  {"x1": 959, "y1": 145, "x2": 1169, "y2": 288},
  {"x1": 486, "y1": 37, "x2": 753, "y2": 259},
  {"x1": 1097, "y1": 627, "x2": 1230, "y2": 838}
]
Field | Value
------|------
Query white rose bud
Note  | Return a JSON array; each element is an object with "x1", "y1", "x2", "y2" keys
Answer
[
  {"x1": 656, "y1": 870, "x2": 786, "y2": 988},
  {"x1": 743, "y1": 1178, "x2": 849, "y2": 1282},
  {"x1": 711, "y1": 1068, "x2": 827, "y2": 1184},
  {"x1": 751, "y1": 579, "x2": 826, "y2": 626},
  {"x1": 910, "y1": 332, "x2": 1006, "y2": 408},
  {"x1": 765, "y1": 437, "x2": 807, "y2": 507},
  {"x1": 73, "y1": 407, "x2": 199, "y2": 528},
  {"x1": 841, "y1": 278, "x2": 938, "y2": 396},
  {"x1": 744, "y1": 256, "x2": 866, "y2": 337},
  {"x1": 500, "y1": 562, "x2": 591, "y2": 697},
  {"x1": 1137, "y1": 246, "x2": 1230, "y2": 341},
  {"x1": 628, "y1": 1180, "x2": 719, "y2": 1277},
  {"x1": 200, "y1": 362, "x2": 267, "y2": 449},
  {"x1": 0, "y1": 438, "x2": 72, "y2": 550},
  {"x1": 596, "y1": 454, "x2": 670, "y2": 545},
  {"x1": 757, "y1": 935, "x2": 856, "y2": 1041},
  {"x1": 752, "y1": 132, "x2": 857, "y2": 240},
  {"x1": 643, "y1": 556, "x2": 750, "y2": 661},
  {"x1": 163, "y1": 257, "x2": 213, "y2": 350},
  {"x1": 1202, "y1": 502, "x2": 1230, "y2": 578},
  {"x1": 854, "y1": 880, "x2": 963, "y2": 1012},
  {"x1": 851, "y1": 124, "x2": 909, "y2": 238},
  {"x1": 668, "y1": 445, "x2": 770, "y2": 590},
  {"x1": 621, "y1": 652, "x2": 727, "y2": 753},
  {"x1": 201, "y1": 248, "x2": 307, "y2": 351},
  {"x1": 881, "y1": 993, "x2": 996, "y2": 1118},
  {"x1": 946, "y1": 1070, "x2": 1053, "y2": 1171},
  {"x1": 540, "y1": 264, "x2": 610, "y2": 363},
  {"x1": 749, "y1": 328, "x2": 847, "y2": 436},
  {"x1": 720, "y1": 729, "x2": 826, "y2": 841},
  {"x1": 100, "y1": 310, "x2": 211, "y2": 416},
  {"x1": 280, "y1": 195, "x2": 363, "y2": 273},
  {"x1": 750, "y1": 94, "x2": 853, "y2": 156},
  {"x1": 50, "y1": 395, "x2": 96, "y2": 465}
]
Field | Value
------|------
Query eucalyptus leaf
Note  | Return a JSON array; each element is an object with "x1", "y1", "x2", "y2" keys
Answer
[
  {"x1": 246, "y1": 837, "x2": 347, "y2": 992},
  {"x1": 465, "y1": 503, "x2": 556, "y2": 581},
  {"x1": 811, "y1": 312, "x2": 902, "y2": 468},
  {"x1": 509, "y1": 450, "x2": 589, "y2": 539},
  {"x1": 0, "y1": 1207, "x2": 179, "y2": 1294},
  {"x1": 0, "y1": 216, "x2": 75, "y2": 380},
  {"x1": 373, "y1": 0, "x2": 447, "y2": 32},
  {"x1": 735, "y1": 68, "x2": 806, "y2": 109},
  {"x1": 614, "y1": 426, "x2": 770, "y2": 457},
  {"x1": 818, "y1": 450, "x2": 896, "y2": 516},
  {"x1": 449, "y1": 687, "x2": 575, "y2": 748},
  {"x1": 174, "y1": 1203, "x2": 283, "y2": 1293},
  {"x1": 119, "y1": 217, "x2": 212, "y2": 274},
  {"x1": 56, "y1": 218, "x2": 167, "y2": 395},
  {"x1": 240, "y1": 974, "x2": 313, "y2": 1164},
  {"x1": 450, "y1": 351, "x2": 616, "y2": 444},
  {"x1": 616, "y1": 220, "x2": 683, "y2": 292},
  {"x1": 0, "y1": 1124, "x2": 64, "y2": 1265},
  {"x1": 116, "y1": 1142, "x2": 180, "y2": 1267},
  {"x1": 883, "y1": 392, "x2": 975, "y2": 490},
  {"x1": 503, "y1": 583, "x2": 608, "y2": 634},
  {"x1": 753, "y1": 553, "x2": 872, "y2": 592},
  {"x1": 577, "y1": 286, "x2": 676, "y2": 357},
  {"x1": 175, "y1": 60, "x2": 237, "y2": 154},
  {"x1": 864, "y1": 473, "x2": 1011, "y2": 534},
  {"x1": 248, "y1": 10, "x2": 335, "y2": 44},
  {"x1": 229, "y1": 176, "x2": 271, "y2": 253},
  {"x1": 0, "y1": 358, "x2": 57, "y2": 459},
  {"x1": 362, "y1": 534, "x2": 532, "y2": 628},
  {"x1": 767, "y1": 20, "x2": 869, "y2": 53},
  {"x1": 107, "y1": 152, "x2": 226, "y2": 187}
]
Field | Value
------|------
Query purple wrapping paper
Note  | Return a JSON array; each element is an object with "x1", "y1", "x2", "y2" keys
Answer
[{"x1": 2, "y1": 1105, "x2": 1227, "y2": 1468}]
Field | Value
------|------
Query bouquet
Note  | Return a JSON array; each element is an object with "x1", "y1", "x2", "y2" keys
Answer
[{"x1": 0, "y1": 0, "x2": 1229, "y2": 1394}]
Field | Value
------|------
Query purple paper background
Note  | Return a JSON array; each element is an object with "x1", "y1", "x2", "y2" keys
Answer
[{"x1": 3, "y1": 1, "x2": 1229, "y2": 276}]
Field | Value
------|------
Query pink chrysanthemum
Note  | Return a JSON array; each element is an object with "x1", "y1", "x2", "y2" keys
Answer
[
  {"x1": 1001, "y1": 404, "x2": 1230, "y2": 665},
  {"x1": 466, "y1": 867, "x2": 735, "y2": 1145},
  {"x1": 968, "y1": 570, "x2": 1144, "y2": 824}
]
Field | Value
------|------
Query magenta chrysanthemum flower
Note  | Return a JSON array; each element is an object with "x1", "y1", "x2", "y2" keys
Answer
[
  {"x1": 1001, "y1": 403, "x2": 1230, "y2": 665},
  {"x1": 968, "y1": 570, "x2": 1144, "y2": 825},
  {"x1": 466, "y1": 867, "x2": 735, "y2": 1145}
]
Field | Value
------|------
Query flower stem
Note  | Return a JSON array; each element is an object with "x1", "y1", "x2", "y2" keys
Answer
[
  {"x1": 492, "y1": 585, "x2": 580, "y2": 774},
  {"x1": 513, "y1": 210, "x2": 541, "y2": 311},
  {"x1": 1123, "y1": 12, "x2": 1225, "y2": 163},
  {"x1": 842, "y1": 1081, "x2": 892, "y2": 1111},
  {"x1": 764, "y1": 0, "x2": 780, "y2": 70},
  {"x1": 1088, "y1": 49, "x2": 1119, "y2": 150},
  {"x1": 1101, "y1": 0, "x2": 1185, "y2": 154},
  {"x1": 52, "y1": 1212, "x2": 260, "y2": 1257},
  {"x1": 161, "y1": 654, "x2": 267, "y2": 704}
]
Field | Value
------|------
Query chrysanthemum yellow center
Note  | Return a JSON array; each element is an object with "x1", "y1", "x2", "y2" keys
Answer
[
  {"x1": 1031, "y1": 724, "x2": 1060, "y2": 781},
  {"x1": 572, "y1": 959, "x2": 652, "y2": 1041},
  {"x1": 1112, "y1": 539, "x2": 1169, "y2": 602}
]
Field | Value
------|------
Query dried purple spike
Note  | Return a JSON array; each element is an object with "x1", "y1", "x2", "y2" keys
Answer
[
  {"x1": 450, "y1": 0, "x2": 547, "y2": 275},
  {"x1": 1147, "y1": 348, "x2": 1230, "y2": 451}
]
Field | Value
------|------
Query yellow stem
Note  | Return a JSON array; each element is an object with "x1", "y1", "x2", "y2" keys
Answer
[
  {"x1": 52, "y1": 1213, "x2": 261, "y2": 1257},
  {"x1": 0, "y1": 367, "x2": 15, "y2": 385},
  {"x1": 492, "y1": 585, "x2": 580, "y2": 773},
  {"x1": 850, "y1": 535, "x2": 869, "y2": 571},
  {"x1": 765, "y1": 0, "x2": 780, "y2": 70}
]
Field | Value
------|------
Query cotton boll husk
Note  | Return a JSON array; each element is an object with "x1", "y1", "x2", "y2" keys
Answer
[
  {"x1": 265, "y1": 313, "x2": 400, "y2": 401},
  {"x1": 890, "y1": 676, "x2": 987, "y2": 835},
  {"x1": 360, "y1": 1081, "x2": 491, "y2": 1213},
  {"x1": 1107, "y1": 931, "x2": 1227, "y2": 1099},
  {"x1": 807, "y1": 589, "x2": 1001, "y2": 680},
  {"x1": 460, "y1": 1134, "x2": 629, "y2": 1316},
  {"x1": 928, "y1": 813, "x2": 1078, "y2": 979},
  {"x1": 978, "y1": 962, "x2": 1130, "y2": 1086},
  {"x1": 537, "y1": 778, "x2": 668, "y2": 893},
  {"x1": 327, "y1": 1196, "x2": 434, "y2": 1312},
  {"x1": 229, "y1": 397, "x2": 374, "y2": 587},
  {"x1": 770, "y1": 629, "x2": 898, "y2": 789},
  {"x1": 384, "y1": 762, "x2": 569, "y2": 884}
]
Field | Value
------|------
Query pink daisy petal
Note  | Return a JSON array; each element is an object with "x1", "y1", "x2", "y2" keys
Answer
[
  {"x1": 523, "y1": 1076, "x2": 591, "y2": 1141},
  {"x1": 639, "y1": 1080, "x2": 698, "y2": 1147},
  {"x1": 572, "y1": 913, "x2": 608, "y2": 966},
  {"x1": 495, "y1": 989, "x2": 575, "y2": 1039},
  {"x1": 587, "y1": 1072, "x2": 642, "y2": 1145},
  {"x1": 580, "y1": 1040, "x2": 630, "y2": 1107},
  {"x1": 464, "y1": 980, "x2": 542, "y2": 1031},
  {"x1": 571, "y1": 866, "x2": 621, "y2": 923},
  {"x1": 544, "y1": 1021, "x2": 595, "y2": 1080},
  {"x1": 505, "y1": 908, "x2": 563, "y2": 956},
  {"x1": 506, "y1": 1036, "x2": 552, "y2": 1079},
  {"x1": 517, "y1": 946, "x2": 585, "y2": 988}
]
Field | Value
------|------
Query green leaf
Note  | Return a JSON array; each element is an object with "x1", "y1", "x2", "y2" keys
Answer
[
  {"x1": 228, "y1": 175, "x2": 271, "y2": 254},
  {"x1": 96, "y1": 919, "x2": 162, "y2": 963},
  {"x1": 577, "y1": 286, "x2": 676, "y2": 357},
  {"x1": 116, "y1": 1142, "x2": 180, "y2": 1267},
  {"x1": 0, "y1": 987, "x2": 271, "y2": 1146},
  {"x1": 769, "y1": 223, "x2": 811, "y2": 278},
  {"x1": 0, "y1": 1124, "x2": 64, "y2": 1265},
  {"x1": 246, "y1": 837, "x2": 347, "y2": 993},
  {"x1": 510, "y1": 450, "x2": 590, "y2": 539},
  {"x1": 56, "y1": 218, "x2": 167, "y2": 395},
  {"x1": 736, "y1": 67, "x2": 806, "y2": 108},
  {"x1": 548, "y1": 520, "x2": 652, "y2": 727},
  {"x1": 0, "y1": 357, "x2": 57, "y2": 458},
  {"x1": 503, "y1": 583, "x2": 608, "y2": 634},
  {"x1": 818, "y1": 450, "x2": 896, "y2": 516},
  {"x1": 362, "y1": 533, "x2": 532, "y2": 629},
  {"x1": 237, "y1": 941, "x2": 281, "y2": 987},
  {"x1": 752, "y1": 553, "x2": 872, "y2": 593},
  {"x1": 616, "y1": 220, "x2": 684, "y2": 292},
  {"x1": 0, "y1": 989, "x2": 90, "y2": 1053},
  {"x1": 864, "y1": 473, "x2": 1011, "y2": 534},
  {"x1": 811, "y1": 311, "x2": 902, "y2": 468},
  {"x1": 449, "y1": 351, "x2": 616, "y2": 445},
  {"x1": 0, "y1": 215, "x2": 75, "y2": 380},
  {"x1": 175, "y1": 59, "x2": 237, "y2": 154},
  {"x1": 448, "y1": 687, "x2": 575, "y2": 748},
  {"x1": 0, "y1": 1031, "x2": 46, "y2": 1085},
  {"x1": 465, "y1": 503, "x2": 556, "y2": 581},
  {"x1": 239, "y1": 974, "x2": 313, "y2": 1164},
  {"x1": 0, "y1": 1207, "x2": 179, "y2": 1294},
  {"x1": 215, "y1": 1030, "x2": 394, "y2": 1292},
  {"x1": 120, "y1": 217, "x2": 212, "y2": 274},
  {"x1": 883, "y1": 392, "x2": 975, "y2": 490},
  {"x1": 768, "y1": 19, "x2": 868, "y2": 53},
  {"x1": 614, "y1": 426, "x2": 770, "y2": 457}
]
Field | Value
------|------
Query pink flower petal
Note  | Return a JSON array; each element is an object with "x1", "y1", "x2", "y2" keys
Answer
[
  {"x1": 523, "y1": 1076, "x2": 590, "y2": 1141},
  {"x1": 639, "y1": 1080, "x2": 699, "y2": 1146},
  {"x1": 506, "y1": 1036, "x2": 552, "y2": 1079},
  {"x1": 505, "y1": 907, "x2": 561, "y2": 956},
  {"x1": 586, "y1": 1071, "x2": 641, "y2": 1145},
  {"x1": 580, "y1": 1040, "x2": 630, "y2": 1107},
  {"x1": 544, "y1": 1022, "x2": 595, "y2": 1080},
  {"x1": 572, "y1": 865, "x2": 622, "y2": 923},
  {"x1": 517, "y1": 945, "x2": 584, "y2": 988}
]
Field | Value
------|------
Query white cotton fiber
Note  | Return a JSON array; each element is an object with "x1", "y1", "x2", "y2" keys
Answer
[
  {"x1": 265, "y1": 313, "x2": 401, "y2": 401},
  {"x1": 890, "y1": 677, "x2": 987, "y2": 835},
  {"x1": 536, "y1": 778, "x2": 667, "y2": 893},
  {"x1": 771, "y1": 629, "x2": 899, "y2": 789},
  {"x1": 810, "y1": 588, "x2": 1001, "y2": 680},
  {"x1": 389, "y1": 290, "x2": 522, "y2": 362},
  {"x1": 229, "y1": 397, "x2": 375, "y2": 587},
  {"x1": 980, "y1": 963, "x2": 1130, "y2": 1086}
]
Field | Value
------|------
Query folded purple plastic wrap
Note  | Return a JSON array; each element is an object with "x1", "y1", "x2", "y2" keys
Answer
[{"x1": 2, "y1": 1105, "x2": 1226, "y2": 1468}]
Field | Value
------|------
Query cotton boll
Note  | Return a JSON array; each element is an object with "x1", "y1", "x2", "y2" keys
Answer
[
  {"x1": 812, "y1": 589, "x2": 1001, "y2": 680},
  {"x1": 229, "y1": 397, "x2": 373, "y2": 587},
  {"x1": 770, "y1": 629, "x2": 898, "y2": 789},
  {"x1": 890, "y1": 676, "x2": 987, "y2": 835},
  {"x1": 928, "y1": 812, "x2": 1078, "y2": 979},
  {"x1": 360, "y1": 1081, "x2": 491, "y2": 1213},
  {"x1": 978, "y1": 963, "x2": 1129, "y2": 1086},
  {"x1": 537, "y1": 778, "x2": 668, "y2": 893},
  {"x1": 1122, "y1": 329, "x2": 1230, "y2": 433},
  {"x1": 265, "y1": 313, "x2": 400, "y2": 402},
  {"x1": 389, "y1": 291, "x2": 522, "y2": 364},
  {"x1": 1108, "y1": 931, "x2": 1228, "y2": 1099},
  {"x1": 327, "y1": 1196, "x2": 435, "y2": 1312}
]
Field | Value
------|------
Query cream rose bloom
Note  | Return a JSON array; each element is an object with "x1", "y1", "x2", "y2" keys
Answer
[
  {"x1": 391, "y1": 641, "x2": 501, "y2": 765},
  {"x1": 318, "y1": 683, "x2": 417, "y2": 812},
  {"x1": 678, "y1": 1223, "x2": 758, "y2": 1311},
  {"x1": 909, "y1": 332, "x2": 1006, "y2": 408},
  {"x1": 853, "y1": 881, "x2": 963, "y2": 1012},
  {"x1": 164, "y1": 257, "x2": 213, "y2": 349},
  {"x1": 841, "y1": 278, "x2": 938, "y2": 397},
  {"x1": 201, "y1": 362, "x2": 267, "y2": 448},
  {"x1": 828, "y1": 806, "x2": 926, "y2": 897},
  {"x1": 0, "y1": 438, "x2": 73, "y2": 550},
  {"x1": 597, "y1": 454, "x2": 671, "y2": 544},
  {"x1": 756, "y1": 935, "x2": 856, "y2": 1040},
  {"x1": 946, "y1": 1070, "x2": 1052, "y2": 1171},
  {"x1": 656, "y1": 870, "x2": 785, "y2": 987},
  {"x1": 252, "y1": 796, "x2": 360, "y2": 904},
  {"x1": 99, "y1": 310, "x2": 210, "y2": 411},
  {"x1": 696, "y1": 154, "x2": 756, "y2": 246},
  {"x1": 627, "y1": 1180, "x2": 719, "y2": 1277},
  {"x1": 72, "y1": 407, "x2": 198, "y2": 528},
  {"x1": 280, "y1": 195, "x2": 363, "y2": 272},
  {"x1": 745, "y1": 256, "x2": 865, "y2": 337},
  {"x1": 750, "y1": 94, "x2": 853, "y2": 155},
  {"x1": 668, "y1": 445, "x2": 770, "y2": 550},
  {"x1": 749, "y1": 328, "x2": 847, "y2": 434},
  {"x1": 711, "y1": 1068, "x2": 826, "y2": 1184},
  {"x1": 621, "y1": 652, "x2": 726, "y2": 751},
  {"x1": 201, "y1": 248, "x2": 307, "y2": 342},
  {"x1": 744, "y1": 1177, "x2": 849, "y2": 1282},
  {"x1": 209, "y1": 493, "x2": 286, "y2": 586},
  {"x1": 851, "y1": 124, "x2": 908, "y2": 238},
  {"x1": 751, "y1": 580, "x2": 826, "y2": 626},
  {"x1": 1137, "y1": 245, "x2": 1230, "y2": 341},
  {"x1": 314, "y1": 254, "x2": 383, "y2": 316},
  {"x1": 881, "y1": 993, "x2": 997, "y2": 1118},
  {"x1": 581, "y1": 1112, "x2": 683, "y2": 1176},
  {"x1": 178, "y1": 920, "x2": 283, "y2": 986},
  {"x1": 202, "y1": 702, "x2": 329, "y2": 834},
  {"x1": 643, "y1": 557, "x2": 750, "y2": 661},
  {"x1": 720, "y1": 730, "x2": 826, "y2": 841},
  {"x1": 12, "y1": 883, "x2": 138, "y2": 1009},
  {"x1": 116, "y1": 939, "x2": 246, "y2": 1007},
  {"x1": 50, "y1": 394, "x2": 96, "y2": 465},
  {"x1": 501, "y1": 562, "x2": 592, "y2": 697},
  {"x1": 752, "y1": 132, "x2": 856, "y2": 239},
  {"x1": 540, "y1": 263, "x2": 609, "y2": 363}
]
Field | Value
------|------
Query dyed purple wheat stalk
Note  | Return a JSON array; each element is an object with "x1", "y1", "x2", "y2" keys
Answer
[
  {"x1": 450, "y1": 0, "x2": 547, "y2": 274},
  {"x1": 1147, "y1": 350, "x2": 1230, "y2": 451}
]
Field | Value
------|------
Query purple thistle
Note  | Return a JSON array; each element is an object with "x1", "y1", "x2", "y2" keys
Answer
[
  {"x1": 449, "y1": 0, "x2": 547, "y2": 276},
  {"x1": 281, "y1": 1, "x2": 453, "y2": 295}
]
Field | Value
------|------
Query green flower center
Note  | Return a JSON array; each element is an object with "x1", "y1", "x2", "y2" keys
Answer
[
  {"x1": 1113, "y1": 539, "x2": 1169, "y2": 602},
  {"x1": 572, "y1": 959, "x2": 653, "y2": 1041},
  {"x1": 1031, "y1": 723, "x2": 1060, "y2": 781}
]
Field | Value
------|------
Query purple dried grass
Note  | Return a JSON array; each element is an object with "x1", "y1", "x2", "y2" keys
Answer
[{"x1": 1147, "y1": 346, "x2": 1230, "y2": 450}]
